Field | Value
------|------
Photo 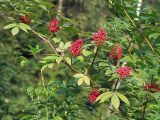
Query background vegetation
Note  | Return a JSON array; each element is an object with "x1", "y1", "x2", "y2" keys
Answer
[{"x1": 0, "y1": 0, "x2": 160, "y2": 120}]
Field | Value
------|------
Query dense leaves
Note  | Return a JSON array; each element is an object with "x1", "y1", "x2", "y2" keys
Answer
[{"x1": 1, "y1": 0, "x2": 160, "y2": 120}]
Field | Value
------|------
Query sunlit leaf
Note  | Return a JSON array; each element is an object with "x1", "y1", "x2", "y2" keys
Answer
[
  {"x1": 111, "y1": 94, "x2": 120, "y2": 110},
  {"x1": 83, "y1": 76, "x2": 90, "y2": 85},
  {"x1": 96, "y1": 92, "x2": 112, "y2": 103},
  {"x1": 116, "y1": 92, "x2": 130, "y2": 105},
  {"x1": 77, "y1": 78, "x2": 84, "y2": 86},
  {"x1": 73, "y1": 73, "x2": 84, "y2": 78},
  {"x1": 56, "y1": 57, "x2": 63, "y2": 64},
  {"x1": 77, "y1": 56, "x2": 84, "y2": 62},
  {"x1": 12, "y1": 27, "x2": 19, "y2": 35},
  {"x1": 82, "y1": 50, "x2": 93, "y2": 56},
  {"x1": 64, "y1": 57, "x2": 71, "y2": 65},
  {"x1": 4, "y1": 23, "x2": 17, "y2": 29}
]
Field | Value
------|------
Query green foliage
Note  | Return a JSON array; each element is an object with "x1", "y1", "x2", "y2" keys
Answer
[{"x1": 1, "y1": 0, "x2": 160, "y2": 120}]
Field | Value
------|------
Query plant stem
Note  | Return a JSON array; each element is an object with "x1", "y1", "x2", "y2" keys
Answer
[
  {"x1": 104, "y1": 0, "x2": 155, "y2": 52},
  {"x1": 89, "y1": 77, "x2": 99, "y2": 87},
  {"x1": 88, "y1": 46, "x2": 99, "y2": 74},
  {"x1": 57, "y1": 0, "x2": 63, "y2": 15},
  {"x1": 33, "y1": 54, "x2": 39, "y2": 62},
  {"x1": 5, "y1": 11, "x2": 81, "y2": 74},
  {"x1": 31, "y1": 29, "x2": 80, "y2": 73},
  {"x1": 87, "y1": 46, "x2": 99, "y2": 87},
  {"x1": 113, "y1": 78, "x2": 120, "y2": 92},
  {"x1": 123, "y1": 9, "x2": 154, "y2": 52}
]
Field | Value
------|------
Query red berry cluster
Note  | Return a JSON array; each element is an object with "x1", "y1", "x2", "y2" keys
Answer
[
  {"x1": 48, "y1": 19, "x2": 60, "y2": 32},
  {"x1": 69, "y1": 39, "x2": 83, "y2": 56},
  {"x1": 144, "y1": 83, "x2": 160, "y2": 92},
  {"x1": 116, "y1": 66, "x2": 132, "y2": 78},
  {"x1": 19, "y1": 15, "x2": 31, "y2": 24},
  {"x1": 109, "y1": 46, "x2": 122, "y2": 60},
  {"x1": 93, "y1": 29, "x2": 106, "y2": 46},
  {"x1": 88, "y1": 90, "x2": 101, "y2": 103}
]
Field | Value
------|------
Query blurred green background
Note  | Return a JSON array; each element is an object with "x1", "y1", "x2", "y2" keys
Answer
[{"x1": 0, "y1": 0, "x2": 160, "y2": 119}]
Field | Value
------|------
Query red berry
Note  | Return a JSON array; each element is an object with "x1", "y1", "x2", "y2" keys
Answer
[
  {"x1": 88, "y1": 89, "x2": 100, "y2": 103},
  {"x1": 48, "y1": 19, "x2": 60, "y2": 32},
  {"x1": 116, "y1": 66, "x2": 132, "y2": 78},
  {"x1": 19, "y1": 15, "x2": 31, "y2": 24},
  {"x1": 69, "y1": 39, "x2": 83, "y2": 56},
  {"x1": 93, "y1": 29, "x2": 106, "y2": 46},
  {"x1": 109, "y1": 46, "x2": 122, "y2": 60},
  {"x1": 144, "y1": 83, "x2": 160, "y2": 92}
]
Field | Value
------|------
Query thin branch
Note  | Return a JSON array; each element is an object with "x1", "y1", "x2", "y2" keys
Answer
[
  {"x1": 123, "y1": 10, "x2": 154, "y2": 52},
  {"x1": 89, "y1": 77, "x2": 99, "y2": 87},
  {"x1": 113, "y1": 78, "x2": 120, "y2": 92},
  {"x1": 87, "y1": 46, "x2": 99, "y2": 73},
  {"x1": 31, "y1": 29, "x2": 80, "y2": 73},
  {"x1": 105, "y1": 0, "x2": 155, "y2": 52}
]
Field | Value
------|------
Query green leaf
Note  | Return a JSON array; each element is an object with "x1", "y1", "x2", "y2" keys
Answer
[
  {"x1": 38, "y1": 4, "x2": 48, "y2": 11},
  {"x1": 106, "y1": 41, "x2": 114, "y2": 46},
  {"x1": 53, "y1": 116, "x2": 63, "y2": 120},
  {"x1": 82, "y1": 50, "x2": 93, "y2": 56},
  {"x1": 41, "y1": 65, "x2": 48, "y2": 72},
  {"x1": 77, "y1": 78, "x2": 84, "y2": 86},
  {"x1": 27, "y1": 86, "x2": 34, "y2": 93},
  {"x1": 108, "y1": 74, "x2": 119, "y2": 81},
  {"x1": 83, "y1": 76, "x2": 90, "y2": 85},
  {"x1": 52, "y1": 38, "x2": 61, "y2": 43},
  {"x1": 56, "y1": 48, "x2": 64, "y2": 52},
  {"x1": 59, "y1": 42, "x2": 64, "y2": 49},
  {"x1": 43, "y1": 55, "x2": 58, "y2": 61},
  {"x1": 116, "y1": 92, "x2": 130, "y2": 105},
  {"x1": 120, "y1": 55, "x2": 139, "y2": 63},
  {"x1": 35, "y1": 87, "x2": 42, "y2": 95},
  {"x1": 99, "y1": 62, "x2": 108, "y2": 66},
  {"x1": 96, "y1": 92, "x2": 112, "y2": 103},
  {"x1": 77, "y1": 56, "x2": 84, "y2": 62},
  {"x1": 64, "y1": 42, "x2": 71, "y2": 49},
  {"x1": 149, "y1": 33, "x2": 160, "y2": 39},
  {"x1": 18, "y1": 23, "x2": 31, "y2": 32},
  {"x1": 48, "y1": 63, "x2": 54, "y2": 69},
  {"x1": 4, "y1": 23, "x2": 17, "y2": 29},
  {"x1": 99, "y1": 92, "x2": 112, "y2": 103},
  {"x1": 56, "y1": 57, "x2": 63, "y2": 64},
  {"x1": 20, "y1": 57, "x2": 30, "y2": 67},
  {"x1": 61, "y1": 26, "x2": 79, "y2": 34},
  {"x1": 105, "y1": 69, "x2": 113, "y2": 76},
  {"x1": 27, "y1": 45, "x2": 42, "y2": 55},
  {"x1": 73, "y1": 73, "x2": 84, "y2": 78},
  {"x1": 12, "y1": 27, "x2": 19, "y2": 35},
  {"x1": 64, "y1": 57, "x2": 71, "y2": 65},
  {"x1": 96, "y1": 93, "x2": 107, "y2": 102},
  {"x1": 111, "y1": 94, "x2": 120, "y2": 110}
]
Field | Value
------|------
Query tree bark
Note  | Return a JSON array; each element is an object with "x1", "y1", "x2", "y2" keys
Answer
[
  {"x1": 136, "y1": 0, "x2": 143, "y2": 16},
  {"x1": 57, "y1": 0, "x2": 63, "y2": 14}
]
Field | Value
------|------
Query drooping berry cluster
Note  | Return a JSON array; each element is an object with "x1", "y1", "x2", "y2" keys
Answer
[
  {"x1": 19, "y1": 15, "x2": 31, "y2": 24},
  {"x1": 109, "y1": 46, "x2": 123, "y2": 60},
  {"x1": 88, "y1": 89, "x2": 101, "y2": 103},
  {"x1": 48, "y1": 19, "x2": 60, "y2": 32},
  {"x1": 116, "y1": 66, "x2": 132, "y2": 78},
  {"x1": 69, "y1": 39, "x2": 83, "y2": 56},
  {"x1": 93, "y1": 29, "x2": 106, "y2": 46},
  {"x1": 144, "y1": 83, "x2": 160, "y2": 92}
]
